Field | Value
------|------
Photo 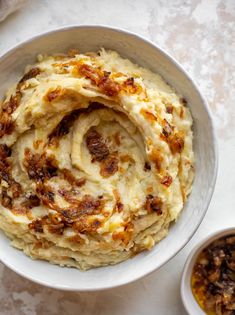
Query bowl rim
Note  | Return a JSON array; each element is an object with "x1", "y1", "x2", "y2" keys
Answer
[
  {"x1": 0, "y1": 24, "x2": 218, "y2": 291},
  {"x1": 181, "y1": 227, "x2": 235, "y2": 315}
]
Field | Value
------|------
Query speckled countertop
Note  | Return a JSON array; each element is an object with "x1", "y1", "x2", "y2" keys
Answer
[{"x1": 0, "y1": 1, "x2": 234, "y2": 314}]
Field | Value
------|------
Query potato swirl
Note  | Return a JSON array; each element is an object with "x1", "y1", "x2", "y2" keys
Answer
[{"x1": 0, "y1": 49, "x2": 194, "y2": 270}]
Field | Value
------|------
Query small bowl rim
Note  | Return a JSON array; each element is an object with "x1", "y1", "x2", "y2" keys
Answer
[
  {"x1": 0, "y1": 24, "x2": 218, "y2": 291},
  {"x1": 181, "y1": 227, "x2": 235, "y2": 315}
]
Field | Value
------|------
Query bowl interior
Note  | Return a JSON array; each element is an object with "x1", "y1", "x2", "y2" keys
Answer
[{"x1": 0, "y1": 26, "x2": 217, "y2": 290}]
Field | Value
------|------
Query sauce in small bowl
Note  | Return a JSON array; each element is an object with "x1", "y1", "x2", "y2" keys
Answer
[
  {"x1": 181, "y1": 228, "x2": 235, "y2": 315},
  {"x1": 191, "y1": 235, "x2": 235, "y2": 315}
]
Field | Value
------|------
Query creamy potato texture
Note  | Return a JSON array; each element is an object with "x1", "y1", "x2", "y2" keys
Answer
[{"x1": 0, "y1": 49, "x2": 194, "y2": 270}]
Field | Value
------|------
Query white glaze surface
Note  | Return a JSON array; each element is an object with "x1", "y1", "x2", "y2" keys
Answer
[{"x1": 0, "y1": 1, "x2": 234, "y2": 314}]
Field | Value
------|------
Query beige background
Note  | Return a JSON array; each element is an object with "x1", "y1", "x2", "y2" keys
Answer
[{"x1": 0, "y1": 0, "x2": 235, "y2": 314}]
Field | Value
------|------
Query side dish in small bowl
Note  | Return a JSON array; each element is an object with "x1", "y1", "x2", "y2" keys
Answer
[{"x1": 181, "y1": 228, "x2": 235, "y2": 315}]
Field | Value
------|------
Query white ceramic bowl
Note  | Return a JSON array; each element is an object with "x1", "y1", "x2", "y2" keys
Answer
[
  {"x1": 0, "y1": 25, "x2": 218, "y2": 291},
  {"x1": 181, "y1": 227, "x2": 235, "y2": 315}
]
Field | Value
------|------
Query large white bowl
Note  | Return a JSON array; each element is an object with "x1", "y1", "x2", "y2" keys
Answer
[{"x1": 0, "y1": 25, "x2": 218, "y2": 291}]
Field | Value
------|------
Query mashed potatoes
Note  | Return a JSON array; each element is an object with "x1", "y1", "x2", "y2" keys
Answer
[{"x1": 0, "y1": 49, "x2": 194, "y2": 270}]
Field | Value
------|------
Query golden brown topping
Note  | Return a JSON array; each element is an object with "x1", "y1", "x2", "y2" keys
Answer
[
  {"x1": 162, "y1": 119, "x2": 173, "y2": 138},
  {"x1": 47, "y1": 219, "x2": 65, "y2": 234},
  {"x1": 58, "y1": 188, "x2": 81, "y2": 205},
  {"x1": 48, "y1": 110, "x2": 80, "y2": 144},
  {"x1": 160, "y1": 175, "x2": 173, "y2": 187},
  {"x1": 1, "y1": 188, "x2": 12, "y2": 209},
  {"x1": 100, "y1": 154, "x2": 119, "y2": 178},
  {"x1": 44, "y1": 87, "x2": 62, "y2": 102},
  {"x1": 112, "y1": 222, "x2": 134, "y2": 245},
  {"x1": 18, "y1": 67, "x2": 40, "y2": 85},
  {"x1": 67, "y1": 235, "x2": 85, "y2": 244},
  {"x1": 113, "y1": 189, "x2": 120, "y2": 202},
  {"x1": 78, "y1": 64, "x2": 100, "y2": 83},
  {"x1": 53, "y1": 64, "x2": 70, "y2": 74},
  {"x1": 86, "y1": 127, "x2": 109, "y2": 162},
  {"x1": 140, "y1": 108, "x2": 158, "y2": 123},
  {"x1": 166, "y1": 105, "x2": 173, "y2": 114},
  {"x1": 33, "y1": 139, "x2": 43, "y2": 150},
  {"x1": 0, "y1": 159, "x2": 11, "y2": 183},
  {"x1": 113, "y1": 189, "x2": 123, "y2": 212},
  {"x1": 145, "y1": 195, "x2": 162, "y2": 215},
  {"x1": 0, "y1": 144, "x2": 22, "y2": 208},
  {"x1": 119, "y1": 166, "x2": 125, "y2": 174},
  {"x1": 2, "y1": 91, "x2": 21, "y2": 114},
  {"x1": 78, "y1": 64, "x2": 121, "y2": 97},
  {"x1": 11, "y1": 181, "x2": 22, "y2": 198},
  {"x1": 22, "y1": 194, "x2": 40, "y2": 209},
  {"x1": 36, "y1": 183, "x2": 56, "y2": 209},
  {"x1": 0, "y1": 144, "x2": 11, "y2": 158},
  {"x1": 62, "y1": 169, "x2": 86, "y2": 187},
  {"x1": 144, "y1": 161, "x2": 151, "y2": 171},
  {"x1": 73, "y1": 216, "x2": 101, "y2": 234},
  {"x1": 147, "y1": 186, "x2": 153, "y2": 194},
  {"x1": 120, "y1": 154, "x2": 135, "y2": 164},
  {"x1": 124, "y1": 77, "x2": 134, "y2": 86},
  {"x1": 11, "y1": 206, "x2": 28, "y2": 216},
  {"x1": 29, "y1": 194, "x2": 101, "y2": 234},
  {"x1": 24, "y1": 149, "x2": 58, "y2": 182},
  {"x1": 117, "y1": 202, "x2": 124, "y2": 212},
  {"x1": 112, "y1": 231, "x2": 128, "y2": 244},
  {"x1": 77, "y1": 195, "x2": 102, "y2": 216},
  {"x1": 61, "y1": 195, "x2": 102, "y2": 219},
  {"x1": 168, "y1": 132, "x2": 184, "y2": 154},
  {"x1": 0, "y1": 90, "x2": 21, "y2": 138},
  {"x1": 180, "y1": 107, "x2": 185, "y2": 119},
  {"x1": 98, "y1": 71, "x2": 121, "y2": 97},
  {"x1": 122, "y1": 77, "x2": 142, "y2": 94},
  {"x1": 0, "y1": 112, "x2": 15, "y2": 138},
  {"x1": 29, "y1": 219, "x2": 43, "y2": 233},
  {"x1": 149, "y1": 148, "x2": 163, "y2": 172}
]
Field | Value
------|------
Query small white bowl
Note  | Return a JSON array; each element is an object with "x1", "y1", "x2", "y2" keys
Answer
[
  {"x1": 0, "y1": 25, "x2": 218, "y2": 291},
  {"x1": 181, "y1": 227, "x2": 235, "y2": 315}
]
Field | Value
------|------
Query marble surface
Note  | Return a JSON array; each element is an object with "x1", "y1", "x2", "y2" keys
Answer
[{"x1": 0, "y1": 0, "x2": 234, "y2": 314}]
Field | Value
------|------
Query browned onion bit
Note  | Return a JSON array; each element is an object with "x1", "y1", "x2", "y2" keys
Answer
[
  {"x1": 144, "y1": 161, "x2": 151, "y2": 171},
  {"x1": 160, "y1": 175, "x2": 173, "y2": 187},
  {"x1": 22, "y1": 194, "x2": 41, "y2": 209},
  {"x1": 18, "y1": 67, "x2": 41, "y2": 85},
  {"x1": 29, "y1": 219, "x2": 44, "y2": 233},
  {"x1": 28, "y1": 194, "x2": 102, "y2": 235},
  {"x1": 48, "y1": 109, "x2": 80, "y2": 142},
  {"x1": 24, "y1": 148, "x2": 58, "y2": 182},
  {"x1": 0, "y1": 112, "x2": 15, "y2": 138},
  {"x1": 1, "y1": 188, "x2": 12, "y2": 209},
  {"x1": 86, "y1": 127, "x2": 109, "y2": 162},
  {"x1": 62, "y1": 169, "x2": 86, "y2": 187},
  {"x1": 100, "y1": 154, "x2": 119, "y2": 178},
  {"x1": 0, "y1": 144, "x2": 22, "y2": 210},
  {"x1": 145, "y1": 194, "x2": 162, "y2": 215},
  {"x1": 78, "y1": 64, "x2": 121, "y2": 97}
]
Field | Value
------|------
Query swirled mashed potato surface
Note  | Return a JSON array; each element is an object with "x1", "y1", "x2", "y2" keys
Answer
[{"x1": 0, "y1": 49, "x2": 194, "y2": 270}]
